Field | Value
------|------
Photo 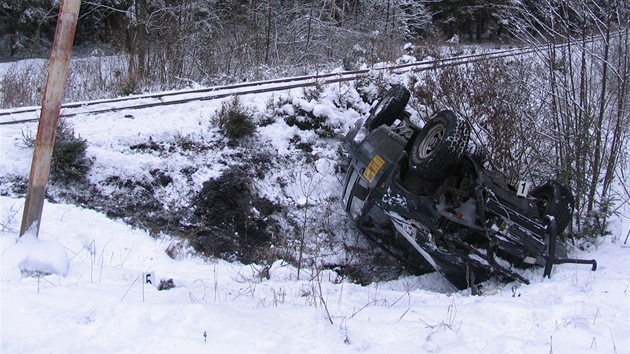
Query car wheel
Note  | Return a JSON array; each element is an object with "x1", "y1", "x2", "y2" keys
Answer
[
  {"x1": 364, "y1": 85, "x2": 410, "y2": 131},
  {"x1": 408, "y1": 110, "x2": 471, "y2": 181},
  {"x1": 530, "y1": 180, "x2": 574, "y2": 234}
]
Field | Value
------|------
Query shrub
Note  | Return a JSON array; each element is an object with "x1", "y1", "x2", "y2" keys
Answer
[
  {"x1": 50, "y1": 119, "x2": 93, "y2": 184},
  {"x1": 302, "y1": 81, "x2": 323, "y2": 102},
  {"x1": 116, "y1": 75, "x2": 142, "y2": 97},
  {"x1": 22, "y1": 119, "x2": 93, "y2": 185},
  {"x1": 213, "y1": 96, "x2": 256, "y2": 140},
  {"x1": 274, "y1": 86, "x2": 366, "y2": 139},
  {"x1": 0, "y1": 61, "x2": 47, "y2": 108},
  {"x1": 354, "y1": 70, "x2": 392, "y2": 104}
]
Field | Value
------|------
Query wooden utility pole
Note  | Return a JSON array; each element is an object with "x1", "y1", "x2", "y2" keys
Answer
[{"x1": 20, "y1": 0, "x2": 81, "y2": 237}]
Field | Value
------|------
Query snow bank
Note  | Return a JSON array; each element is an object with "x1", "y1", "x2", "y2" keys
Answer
[{"x1": 1, "y1": 225, "x2": 69, "y2": 282}]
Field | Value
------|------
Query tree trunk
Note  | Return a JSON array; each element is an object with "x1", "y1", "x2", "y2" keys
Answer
[{"x1": 136, "y1": 0, "x2": 148, "y2": 78}]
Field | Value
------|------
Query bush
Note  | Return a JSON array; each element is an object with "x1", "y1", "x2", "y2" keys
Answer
[
  {"x1": 354, "y1": 70, "x2": 391, "y2": 104},
  {"x1": 0, "y1": 61, "x2": 47, "y2": 108},
  {"x1": 116, "y1": 75, "x2": 142, "y2": 97},
  {"x1": 50, "y1": 119, "x2": 93, "y2": 184},
  {"x1": 0, "y1": 57, "x2": 135, "y2": 109},
  {"x1": 22, "y1": 119, "x2": 93, "y2": 185},
  {"x1": 213, "y1": 96, "x2": 256, "y2": 140},
  {"x1": 274, "y1": 85, "x2": 366, "y2": 139}
]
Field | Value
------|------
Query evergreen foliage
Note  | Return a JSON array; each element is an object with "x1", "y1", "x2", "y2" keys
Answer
[
  {"x1": 214, "y1": 96, "x2": 257, "y2": 140},
  {"x1": 50, "y1": 119, "x2": 93, "y2": 185},
  {"x1": 21, "y1": 119, "x2": 93, "y2": 185}
]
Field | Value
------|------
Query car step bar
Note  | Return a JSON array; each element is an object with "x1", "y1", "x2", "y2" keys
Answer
[{"x1": 543, "y1": 216, "x2": 598, "y2": 278}]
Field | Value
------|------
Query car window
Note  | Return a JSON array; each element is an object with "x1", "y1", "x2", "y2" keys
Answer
[
  {"x1": 343, "y1": 169, "x2": 369, "y2": 220},
  {"x1": 349, "y1": 195, "x2": 365, "y2": 220},
  {"x1": 342, "y1": 169, "x2": 358, "y2": 208}
]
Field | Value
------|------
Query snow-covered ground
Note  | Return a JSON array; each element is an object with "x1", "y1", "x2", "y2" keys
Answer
[
  {"x1": 1, "y1": 196, "x2": 628, "y2": 353},
  {"x1": 1, "y1": 72, "x2": 629, "y2": 353}
]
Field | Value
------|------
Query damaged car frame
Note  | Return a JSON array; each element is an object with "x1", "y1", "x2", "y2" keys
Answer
[{"x1": 342, "y1": 85, "x2": 596, "y2": 293}]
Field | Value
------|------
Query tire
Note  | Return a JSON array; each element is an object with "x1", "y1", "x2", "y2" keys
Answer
[
  {"x1": 364, "y1": 85, "x2": 410, "y2": 131},
  {"x1": 408, "y1": 110, "x2": 471, "y2": 181},
  {"x1": 530, "y1": 180, "x2": 574, "y2": 234}
]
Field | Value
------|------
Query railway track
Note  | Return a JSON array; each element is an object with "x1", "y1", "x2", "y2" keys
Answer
[{"x1": 0, "y1": 46, "x2": 536, "y2": 125}]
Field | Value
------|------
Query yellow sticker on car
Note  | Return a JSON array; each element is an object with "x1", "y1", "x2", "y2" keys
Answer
[{"x1": 364, "y1": 155, "x2": 386, "y2": 183}]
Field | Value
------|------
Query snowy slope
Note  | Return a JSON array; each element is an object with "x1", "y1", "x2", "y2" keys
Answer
[
  {"x1": 1, "y1": 195, "x2": 628, "y2": 353},
  {"x1": 1, "y1": 77, "x2": 629, "y2": 353}
]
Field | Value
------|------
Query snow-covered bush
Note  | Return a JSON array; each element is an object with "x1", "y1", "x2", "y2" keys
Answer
[
  {"x1": 0, "y1": 61, "x2": 46, "y2": 108},
  {"x1": 49, "y1": 119, "x2": 93, "y2": 185},
  {"x1": 342, "y1": 44, "x2": 368, "y2": 71},
  {"x1": 273, "y1": 85, "x2": 367, "y2": 139},
  {"x1": 21, "y1": 119, "x2": 93, "y2": 185},
  {"x1": 354, "y1": 70, "x2": 394, "y2": 105},
  {"x1": 212, "y1": 96, "x2": 257, "y2": 140},
  {"x1": 115, "y1": 75, "x2": 142, "y2": 97}
]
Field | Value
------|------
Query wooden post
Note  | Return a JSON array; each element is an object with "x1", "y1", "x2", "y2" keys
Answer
[{"x1": 20, "y1": 0, "x2": 81, "y2": 237}]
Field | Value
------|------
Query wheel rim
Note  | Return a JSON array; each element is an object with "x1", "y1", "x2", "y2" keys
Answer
[
  {"x1": 372, "y1": 94, "x2": 394, "y2": 117},
  {"x1": 417, "y1": 124, "x2": 445, "y2": 158}
]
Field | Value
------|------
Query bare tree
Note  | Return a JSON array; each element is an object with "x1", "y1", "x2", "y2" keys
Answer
[{"x1": 503, "y1": 0, "x2": 630, "y2": 236}]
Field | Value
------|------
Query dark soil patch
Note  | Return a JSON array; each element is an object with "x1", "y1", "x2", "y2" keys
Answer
[{"x1": 189, "y1": 167, "x2": 281, "y2": 263}]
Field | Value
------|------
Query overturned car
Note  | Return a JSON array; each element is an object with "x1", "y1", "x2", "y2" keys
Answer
[{"x1": 342, "y1": 85, "x2": 596, "y2": 292}]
